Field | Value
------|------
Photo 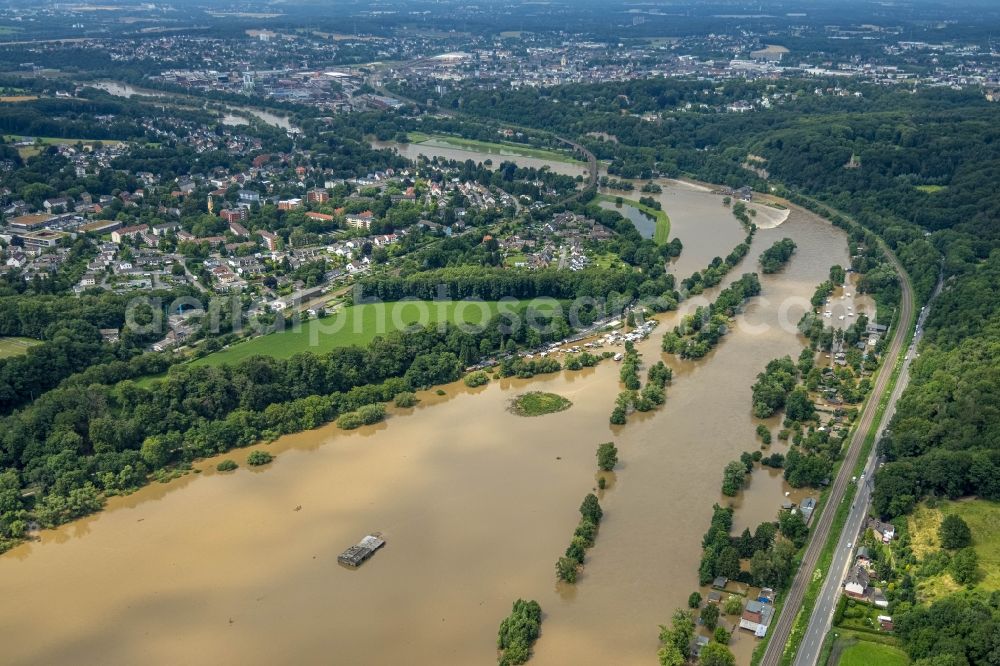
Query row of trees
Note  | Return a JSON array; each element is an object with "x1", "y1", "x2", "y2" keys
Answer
[
  {"x1": 679, "y1": 231, "x2": 755, "y2": 296},
  {"x1": 661, "y1": 273, "x2": 762, "y2": 359},
  {"x1": 556, "y1": 494, "x2": 604, "y2": 583}
]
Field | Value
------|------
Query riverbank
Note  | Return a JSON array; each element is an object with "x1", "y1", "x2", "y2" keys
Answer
[
  {"x1": 91, "y1": 81, "x2": 296, "y2": 130},
  {"x1": 405, "y1": 131, "x2": 585, "y2": 164}
]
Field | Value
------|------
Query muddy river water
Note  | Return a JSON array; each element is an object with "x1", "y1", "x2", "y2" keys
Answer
[{"x1": 0, "y1": 147, "x2": 873, "y2": 664}]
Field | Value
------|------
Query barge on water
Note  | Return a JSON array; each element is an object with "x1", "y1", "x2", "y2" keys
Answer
[{"x1": 337, "y1": 532, "x2": 385, "y2": 567}]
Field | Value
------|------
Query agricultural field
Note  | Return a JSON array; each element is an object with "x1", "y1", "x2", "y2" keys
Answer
[
  {"x1": 0, "y1": 336, "x2": 40, "y2": 359},
  {"x1": 907, "y1": 498, "x2": 1000, "y2": 601},
  {"x1": 189, "y1": 299, "x2": 560, "y2": 367}
]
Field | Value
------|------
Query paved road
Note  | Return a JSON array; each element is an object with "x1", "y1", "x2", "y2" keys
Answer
[
  {"x1": 793, "y1": 271, "x2": 943, "y2": 666},
  {"x1": 760, "y1": 229, "x2": 916, "y2": 666}
]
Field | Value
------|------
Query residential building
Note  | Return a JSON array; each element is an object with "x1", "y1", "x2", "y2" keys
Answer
[
  {"x1": 111, "y1": 224, "x2": 150, "y2": 244},
  {"x1": 43, "y1": 197, "x2": 72, "y2": 213},
  {"x1": 258, "y1": 230, "x2": 280, "y2": 251},
  {"x1": 229, "y1": 220, "x2": 250, "y2": 237},
  {"x1": 151, "y1": 222, "x2": 180, "y2": 236},
  {"x1": 220, "y1": 208, "x2": 248, "y2": 225},
  {"x1": 346, "y1": 210, "x2": 374, "y2": 230},
  {"x1": 306, "y1": 188, "x2": 329, "y2": 203},
  {"x1": 844, "y1": 565, "x2": 870, "y2": 599},
  {"x1": 739, "y1": 600, "x2": 775, "y2": 636}
]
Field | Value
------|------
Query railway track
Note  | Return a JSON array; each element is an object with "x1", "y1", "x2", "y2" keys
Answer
[{"x1": 759, "y1": 213, "x2": 915, "y2": 666}]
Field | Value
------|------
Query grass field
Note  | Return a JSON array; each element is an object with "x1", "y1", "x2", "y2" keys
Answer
[
  {"x1": 189, "y1": 299, "x2": 560, "y2": 368},
  {"x1": 0, "y1": 336, "x2": 40, "y2": 359},
  {"x1": 510, "y1": 391, "x2": 572, "y2": 416},
  {"x1": 907, "y1": 498, "x2": 1000, "y2": 601},
  {"x1": 597, "y1": 194, "x2": 671, "y2": 245},
  {"x1": 915, "y1": 185, "x2": 947, "y2": 194},
  {"x1": 836, "y1": 640, "x2": 909, "y2": 666},
  {"x1": 4, "y1": 134, "x2": 122, "y2": 146},
  {"x1": 404, "y1": 131, "x2": 583, "y2": 164}
]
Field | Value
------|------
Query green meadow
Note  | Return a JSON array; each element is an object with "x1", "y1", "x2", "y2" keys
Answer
[{"x1": 189, "y1": 299, "x2": 561, "y2": 367}]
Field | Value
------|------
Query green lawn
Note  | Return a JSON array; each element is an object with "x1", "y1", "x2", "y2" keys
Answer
[
  {"x1": 4, "y1": 134, "x2": 123, "y2": 159},
  {"x1": 591, "y1": 252, "x2": 624, "y2": 269},
  {"x1": 0, "y1": 336, "x2": 40, "y2": 359},
  {"x1": 4, "y1": 134, "x2": 122, "y2": 146},
  {"x1": 908, "y1": 498, "x2": 1000, "y2": 601},
  {"x1": 597, "y1": 194, "x2": 671, "y2": 245},
  {"x1": 503, "y1": 252, "x2": 529, "y2": 267},
  {"x1": 837, "y1": 640, "x2": 909, "y2": 666},
  {"x1": 404, "y1": 132, "x2": 583, "y2": 164},
  {"x1": 188, "y1": 299, "x2": 560, "y2": 368}
]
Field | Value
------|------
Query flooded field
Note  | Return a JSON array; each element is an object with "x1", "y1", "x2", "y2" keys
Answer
[
  {"x1": 598, "y1": 199, "x2": 657, "y2": 239},
  {"x1": 92, "y1": 81, "x2": 295, "y2": 130},
  {"x1": 371, "y1": 138, "x2": 592, "y2": 179},
  {"x1": 0, "y1": 159, "x2": 855, "y2": 665}
]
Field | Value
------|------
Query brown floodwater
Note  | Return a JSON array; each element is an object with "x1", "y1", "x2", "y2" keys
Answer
[{"x1": 0, "y1": 179, "x2": 852, "y2": 665}]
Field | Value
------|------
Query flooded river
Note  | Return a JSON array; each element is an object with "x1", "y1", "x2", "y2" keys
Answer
[
  {"x1": 372, "y1": 138, "x2": 592, "y2": 179},
  {"x1": 92, "y1": 81, "x2": 295, "y2": 130},
  {"x1": 0, "y1": 163, "x2": 857, "y2": 664}
]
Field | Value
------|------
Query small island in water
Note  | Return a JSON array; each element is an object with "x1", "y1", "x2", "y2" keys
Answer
[{"x1": 510, "y1": 391, "x2": 573, "y2": 417}]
